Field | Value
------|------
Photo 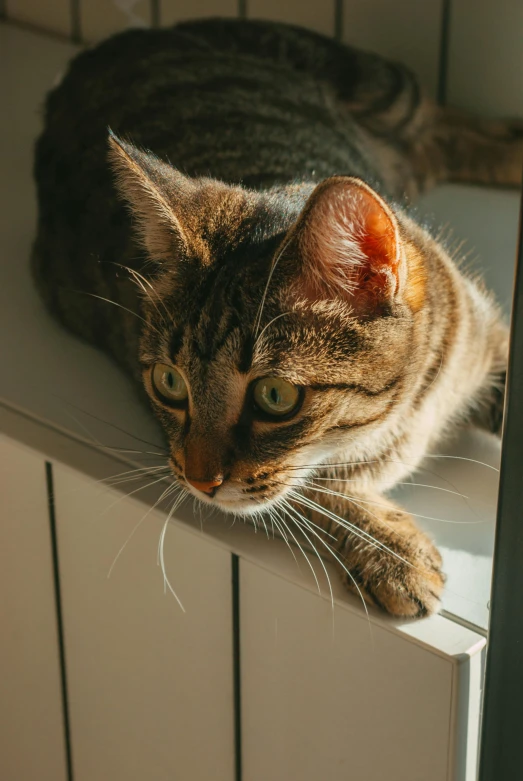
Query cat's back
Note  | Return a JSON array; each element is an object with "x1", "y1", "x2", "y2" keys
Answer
[
  {"x1": 38, "y1": 19, "x2": 372, "y2": 188},
  {"x1": 32, "y1": 19, "x2": 378, "y2": 371}
]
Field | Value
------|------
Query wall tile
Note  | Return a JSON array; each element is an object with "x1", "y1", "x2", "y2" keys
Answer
[
  {"x1": 248, "y1": 0, "x2": 335, "y2": 37},
  {"x1": 6, "y1": 0, "x2": 71, "y2": 36},
  {"x1": 446, "y1": 0, "x2": 523, "y2": 116},
  {"x1": 161, "y1": 0, "x2": 237, "y2": 26},
  {"x1": 342, "y1": 0, "x2": 443, "y2": 96},
  {"x1": 80, "y1": 0, "x2": 151, "y2": 42}
]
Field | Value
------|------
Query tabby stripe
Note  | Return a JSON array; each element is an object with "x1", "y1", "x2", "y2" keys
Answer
[
  {"x1": 309, "y1": 377, "x2": 399, "y2": 396},
  {"x1": 325, "y1": 409, "x2": 390, "y2": 432}
]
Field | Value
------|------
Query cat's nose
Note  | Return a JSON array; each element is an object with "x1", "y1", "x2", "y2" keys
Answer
[{"x1": 185, "y1": 476, "x2": 224, "y2": 497}]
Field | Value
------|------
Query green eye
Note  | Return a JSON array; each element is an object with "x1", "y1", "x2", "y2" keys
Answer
[
  {"x1": 152, "y1": 363, "x2": 188, "y2": 404},
  {"x1": 253, "y1": 377, "x2": 301, "y2": 418}
]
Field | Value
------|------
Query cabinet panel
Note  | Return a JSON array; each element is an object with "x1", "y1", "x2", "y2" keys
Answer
[
  {"x1": 446, "y1": 0, "x2": 523, "y2": 115},
  {"x1": 247, "y1": 0, "x2": 335, "y2": 37},
  {"x1": 0, "y1": 437, "x2": 67, "y2": 781},
  {"x1": 53, "y1": 465, "x2": 234, "y2": 781},
  {"x1": 240, "y1": 559, "x2": 453, "y2": 781},
  {"x1": 342, "y1": 0, "x2": 443, "y2": 95}
]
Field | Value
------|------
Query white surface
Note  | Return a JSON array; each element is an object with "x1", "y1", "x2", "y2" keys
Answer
[
  {"x1": 0, "y1": 437, "x2": 67, "y2": 781},
  {"x1": 52, "y1": 460, "x2": 235, "y2": 781},
  {"x1": 0, "y1": 23, "x2": 520, "y2": 635},
  {"x1": 0, "y1": 410, "x2": 488, "y2": 664},
  {"x1": 0, "y1": 425, "x2": 487, "y2": 781},
  {"x1": 240, "y1": 559, "x2": 481, "y2": 781}
]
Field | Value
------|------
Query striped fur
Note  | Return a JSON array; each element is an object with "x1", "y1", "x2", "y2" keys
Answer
[{"x1": 32, "y1": 19, "x2": 516, "y2": 617}]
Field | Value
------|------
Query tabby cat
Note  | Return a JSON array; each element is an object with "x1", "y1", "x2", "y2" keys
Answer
[{"x1": 33, "y1": 18, "x2": 519, "y2": 617}]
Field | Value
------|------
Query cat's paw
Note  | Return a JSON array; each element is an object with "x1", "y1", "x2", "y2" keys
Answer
[
  {"x1": 364, "y1": 540, "x2": 445, "y2": 618},
  {"x1": 339, "y1": 521, "x2": 445, "y2": 618}
]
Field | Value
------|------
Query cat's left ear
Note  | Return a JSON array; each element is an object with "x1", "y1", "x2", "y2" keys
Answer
[
  {"x1": 108, "y1": 131, "x2": 191, "y2": 263},
  {"x1": 287, "y1": 176, "x2": 410, "y2": 316}
]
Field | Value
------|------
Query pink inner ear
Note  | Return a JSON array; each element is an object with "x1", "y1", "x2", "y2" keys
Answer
[{"x1": 297, "y1": 180, "x2": 400, "y2": 311}]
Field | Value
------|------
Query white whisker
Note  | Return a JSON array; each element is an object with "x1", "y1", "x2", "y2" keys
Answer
[
  {"x1": 158, "y1": 491, "x2": 188, "y2": 612},
  {"x1": 107, "y1": 482, "x2": 179, "y2": 578},
  {"x1": 281, "y1": 499, "x2": 334, "y2": 608},
  {"x1": 253, "y1": 232, "x2": 295, "y2": 338},
  {"x1": 303, "y1": 481, "x2": 487, "y2": 525},
  {"x1": 283, "y1": 500, "x2": 371, "y2": 623}
]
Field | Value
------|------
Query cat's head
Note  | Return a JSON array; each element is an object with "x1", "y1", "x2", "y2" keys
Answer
[{"x1": 109, "y1": 134, "x2": 427, "y2": 514}]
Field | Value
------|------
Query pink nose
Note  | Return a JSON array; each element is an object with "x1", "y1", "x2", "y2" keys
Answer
[{"x1": 185, "y1": 476, "x2": 224, "y2": 496}]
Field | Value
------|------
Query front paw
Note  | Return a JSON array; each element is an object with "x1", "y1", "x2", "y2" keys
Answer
[
  {"x1": 340, "y1": 527, "x2": 445, "y2": 618},
  {"x1": 367, "y1": 543, "x2": 445, "y2": 618}
]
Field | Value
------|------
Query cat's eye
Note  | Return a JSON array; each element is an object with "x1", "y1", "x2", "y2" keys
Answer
[
  {"x1": 253, "y1": 377, "x2": 301, "y2": 419},
  {"x1": 152, "y1": 363, "x2": 188, "y2": 404}
]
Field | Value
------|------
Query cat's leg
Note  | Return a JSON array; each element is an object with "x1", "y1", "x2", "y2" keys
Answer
[
  {"x1": 298, "y1": 488, "x2": 445, "y2": 617},
  {"x1": 355, "y1": 98, "x2": 523, "y2": 198},
  {"x1": 467, "y1": 323, "x2": 508, "y2": 436},
  {"x1": 472, "y1": 370, "x2": 506, "y2": 436},
  {"x1": 405, "y1": 106, "x2": 523, "y2": 193}
]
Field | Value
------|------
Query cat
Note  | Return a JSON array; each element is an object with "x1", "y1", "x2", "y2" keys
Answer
[{"x1": 32, "y1": 18, "x2": 519, "y2": 617}]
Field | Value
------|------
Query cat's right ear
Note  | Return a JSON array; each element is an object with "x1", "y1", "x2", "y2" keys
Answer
[{"x1": 107, "y1": 131, "x2": 190, "y2": 263}]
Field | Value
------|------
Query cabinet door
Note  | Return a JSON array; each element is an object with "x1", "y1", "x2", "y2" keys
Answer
[
  {"x1": 52, "y1": 463, "x2": 235, "y2": 781},
  {"x1": 0, "y1": 436, "x2": 67, "y2": 781},
  {"x1": 239, "y1": 559, "x2": 454, "y2": 781}
]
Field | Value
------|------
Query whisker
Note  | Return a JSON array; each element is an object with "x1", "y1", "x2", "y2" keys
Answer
[
  {"x1": 420, "y1": 454, "x2": 499, "y2": 472},
  {"x1": 252, "y1": 310, "x2": 292, "y2": 351},
  {"x1": 103, "y1": 464, "x2": 169, "y2": 480},
  {"x1": 56, "y1": 397, "x2": 167, "y2": 453},
  {"x1": 289, "y1": 491, "x2": 416, "y2": 571},
  {"x1": 99, "y1": 473, "x2": 172, "y2": 516},
  {"x1": 301, "y1": 481, "x2": 488, "y2": 525},
  {"x1": 107, "y1": 482, "x2": 179, "y2": 578},
  {"x1": 281, "y1": 499, "x2": 334, "y2": 608},
  {"x1": 253, "y1": 232, "x2": 295, "y2": 339},
  {"x1": 283, "y1": 500, "x2": 371, "y2": 622},
  {"x1": 274, "y1": 509, "x2": 323, "y2": 596},
  {"x1": 307, "y1": 476, "x2": 468, "y2": 499},
  {"x1": 112, "y1": 262, "x2": 173, "y2": 327},
  {"x1": 158, "y1": 491, "x2": 188, "y2": 612},
  {"x1": 287, "y1": 452, "x2": 498, "y2": 473},
  {"x1": 285, "y1": 457, "x2": 480, "y2": 497},
  {"x1": 271, "y1": 508, "x2": 300, "y2": 566},
  {"x1": 257, "y1": 510, "x2": 271, "y2": 540},
  {"x1": 71, "y1": 289, "x2": 164, "y2": 339}
]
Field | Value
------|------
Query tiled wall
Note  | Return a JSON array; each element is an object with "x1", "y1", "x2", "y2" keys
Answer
[
  {"x1": 2, "y1": 0, "x2": 522, "y2": 114},
  {"x1": 1, "y1": 0, "x2": 444, "y2": 99}
]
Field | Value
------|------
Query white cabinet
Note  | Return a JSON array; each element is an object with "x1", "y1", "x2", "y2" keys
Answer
[
  {"x1": 0, "y1": 437, "x2": 67, "y2": 781},
  {"x1": 0, "y1": 422, "x2": 488, "y2": 781},
  {"x1": 51, "y1": 463, "x2": 235, "y2": 781},
  {"x1": 239, "y1": 559, "x2": 484, "y2": 781}
]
